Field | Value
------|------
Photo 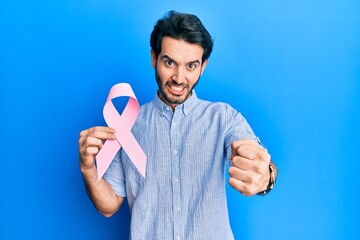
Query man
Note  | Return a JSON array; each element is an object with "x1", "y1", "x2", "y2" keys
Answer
[{"x1": 79, "y1": 11, "x2": 277, "y2": 240}]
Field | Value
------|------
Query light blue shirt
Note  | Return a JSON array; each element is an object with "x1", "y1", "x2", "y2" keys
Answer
[{"x1": 104, "y1": 91, "x2": 258, "y2": 240}]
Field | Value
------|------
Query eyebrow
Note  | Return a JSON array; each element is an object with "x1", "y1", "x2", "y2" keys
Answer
[{"x1": 161, "y1": 55, "x2": 201, "y2": 65}]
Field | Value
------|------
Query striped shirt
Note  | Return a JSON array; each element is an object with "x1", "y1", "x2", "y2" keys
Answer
[{"x1": 104, "y1": 91, "x2": 258, "y2": 240}]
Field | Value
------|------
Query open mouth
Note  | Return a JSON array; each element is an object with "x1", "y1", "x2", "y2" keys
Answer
[{"x1": 167, "y1": 84, "x2": 186, "y2": 95}]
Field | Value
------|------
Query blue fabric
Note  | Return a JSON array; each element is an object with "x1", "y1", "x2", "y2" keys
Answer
[{"x1": 103, "y1": 91, "x2": 258, "y2": 240}]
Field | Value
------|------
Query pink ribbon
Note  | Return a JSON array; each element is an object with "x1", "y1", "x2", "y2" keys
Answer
[{"x1": 95, "y1": 83, "x2": 147, "y2": 180}]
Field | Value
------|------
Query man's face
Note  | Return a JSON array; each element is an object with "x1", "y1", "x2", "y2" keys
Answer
[{"x1": 151, "y1": 37, "x2": 208, "y2": 109}]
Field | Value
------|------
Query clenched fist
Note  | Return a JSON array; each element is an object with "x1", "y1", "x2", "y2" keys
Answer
[{"x1": 228, "y1": 139, "x2": 271, "y2": 196}]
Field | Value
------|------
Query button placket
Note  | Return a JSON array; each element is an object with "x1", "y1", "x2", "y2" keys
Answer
[{"x1": 170, "y1": 109, "x2": 182, "y2": 240}]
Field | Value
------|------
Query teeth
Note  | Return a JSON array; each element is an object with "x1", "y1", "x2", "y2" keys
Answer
[{"x1": 170, "y1": 86, "x2": 184, "y2": 92}]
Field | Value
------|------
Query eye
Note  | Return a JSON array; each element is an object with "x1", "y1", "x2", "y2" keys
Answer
[
  {"x1": 188, "y1": 63, "x2": 196, "y2": 69},
  {"x1": 166, "y1": 60, "x2": 174, "y2": 66}
]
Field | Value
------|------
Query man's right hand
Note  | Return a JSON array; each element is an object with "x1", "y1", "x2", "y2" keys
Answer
[
  {"x1": 78, "y1": 126, "x2": 123, "y2": 217},
  {"x1": 78, "y1": 126, "x2": 116, "y2": 171}
]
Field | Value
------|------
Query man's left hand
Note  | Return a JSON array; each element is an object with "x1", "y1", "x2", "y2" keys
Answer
[{"x1": 228, "y1": 139, "x2": 271, "y2": 196}]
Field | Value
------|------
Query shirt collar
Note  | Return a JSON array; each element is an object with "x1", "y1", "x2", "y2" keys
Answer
[{"x1": 154, "y1": 90, "x2": 198, "y2": 116}]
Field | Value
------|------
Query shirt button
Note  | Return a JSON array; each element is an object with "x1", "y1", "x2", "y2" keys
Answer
[
  {"x1": 173, "y1": 123, "x2": 176, "y2": 127},
  {"x1": 174, "y1": 150, "x2": 178, "y2": 155},
  {"x1": 177, "y1": 235, "x2": 181, "y2": 240},
  {"x1": 175, "y1": 177, "x2": 179, "y2": 182},
  {"x1": 166, "y1": 107, "x2": 170, "y2": 111},
  {"x1": 176, "y1": 207, "x2": 181, "y2": 212}
]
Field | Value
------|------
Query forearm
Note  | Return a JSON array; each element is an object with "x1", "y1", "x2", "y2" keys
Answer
[{"x1": 81, "y1": 165, "x2": 123, "y2": 217}]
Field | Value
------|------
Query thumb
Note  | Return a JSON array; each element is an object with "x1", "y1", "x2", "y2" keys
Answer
[
  {"x1": 230, "y1": 140, "x2": 242, "y2": 158},
  {"x1": 231, "y1": 139, "x2": 258, "y2": 157}
]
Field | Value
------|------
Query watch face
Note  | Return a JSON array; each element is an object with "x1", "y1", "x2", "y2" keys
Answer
[
  {"x1": 257, "y1": 164, "x2": 275, "y2": 195},
  {"x1": 269, "y1": 164, "x2": 275, "y2": 188}
]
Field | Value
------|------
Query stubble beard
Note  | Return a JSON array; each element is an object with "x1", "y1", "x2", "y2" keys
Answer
[{"x1": 155, "y1": 67, "x2": 200, "y2": 105}]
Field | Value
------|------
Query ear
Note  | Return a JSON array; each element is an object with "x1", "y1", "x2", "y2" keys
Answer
[
  {"x1": 150, "y1": 50, "x2": 157, "y2": 68},
  {"x1": 200, "y1": 59, "x2": 209, "y2": 75}
]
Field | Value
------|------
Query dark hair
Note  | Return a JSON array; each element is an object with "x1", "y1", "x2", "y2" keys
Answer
[{"x1": 150, "y1": 11, "x2": 213, "y2": 63}]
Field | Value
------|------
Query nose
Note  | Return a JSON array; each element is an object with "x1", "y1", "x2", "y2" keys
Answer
[{"x1": 172, "y1": 67, "x2": 185, "y2": 84}]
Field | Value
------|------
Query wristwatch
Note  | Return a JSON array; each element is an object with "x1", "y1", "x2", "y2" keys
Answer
[{"x1": 257, "y1": 164, "x2": 276, "y2": 196}]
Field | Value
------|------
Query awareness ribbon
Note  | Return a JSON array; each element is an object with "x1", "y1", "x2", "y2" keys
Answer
[{"x1": 95, "y1": 83, "x2": 147, "y2": 180}]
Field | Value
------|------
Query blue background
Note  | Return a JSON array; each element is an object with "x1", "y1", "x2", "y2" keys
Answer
[{"x1": 1, "y1": 0, "x2": 359, "y2": 239}]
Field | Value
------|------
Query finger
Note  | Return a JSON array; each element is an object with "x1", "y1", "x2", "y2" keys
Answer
[
  {"x1": 231, "y1": 155, "x2": 253, "y2": 170},
  {"x1": 92, "y1": 126, "x2": 116, "y2": 133},
  {"x1": 233, "y1": 139, "x2": 258, "y2": 146},
  {"x1": 228, "y1": 177, "x2": 258, "y2": 196},
  {"x1": 228, "y1": 166, "x2": 248, "y2": 182},
  {"x1": 79, "y1": 134, "x2": 105, "y2": 150},
  {"x1": 79, "y1": 130, "x2": 115, "y2": 151},
  {"x1": 237, "y1": 145, "x2": 270, "y2": 162},
  {"x1": 231, "y1": 139, "x2": 259, "y2": 157},
  {"x1": 85, "y1": 146, "x2": 100, "y2": 155},
  {"x1": 87, "y1": 129, "x2": 117, "y2": 140},
  {"x1": 231, "y1": 139, "x2": 257, "y2": 151},
  {"x1": 80, "y1": 129, "x2": 88, "y2": 138},
  {"x1": 84, "y1": 136, "x2": 104, "y2": 148},
  {"x1": 232, "y1": 155, "x2": 270, "y2": 175},
  {"x1": 80, "y1": 135, "x2": 110, "y2": 159},
  {"x1": 229, "y1": 164, "x2": 267, "y2": 186},
  {"x1": 80, "y1": 144, "x2": 99, "y2": 158},
  {"x1": 236, "y1": 144, "x2": 260, "y2": 159},
  {"x1": 228, "y1": 166, "x2": 262, "y2": 183},
  {"x1": 79, "y1": 147, "x2": 98, "y2": 169},
  {"x1": 80, "y1": 126, "x2": 115, "y2": 137}
]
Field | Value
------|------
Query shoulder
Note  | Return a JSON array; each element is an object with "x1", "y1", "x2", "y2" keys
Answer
[
  {"x1": 196, "y1": 98, "x2": 240, "y2": 116},
  {"x1": 139, "y1": 99, "x2": 157, "y2": 113}
]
